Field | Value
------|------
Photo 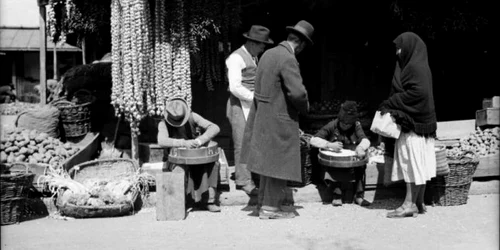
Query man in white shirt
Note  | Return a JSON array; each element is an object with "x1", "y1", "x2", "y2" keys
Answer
[{"x1": 226, "y1": 25, "x2": 273, "y2": 196}]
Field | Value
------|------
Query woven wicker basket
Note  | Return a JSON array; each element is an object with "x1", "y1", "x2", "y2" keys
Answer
[
  {"x1": 1, "y1": 164, "x2": 35, "y2": 225},
  {"x1": 288, "y1": 133, "x2": 313, "y2": 187},
  {"x1": 51, "y1": 89, "x2": 95, "y2": 138},
  {"x1": 56, "y1": 158, "x2": 140, "y2": 218},
  {"x1": 428, "y1": 154, "x2": 479, "y2": 206}
]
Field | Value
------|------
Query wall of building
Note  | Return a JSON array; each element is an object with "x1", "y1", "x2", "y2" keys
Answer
[{"x1": 0, "y1": 0, "x2": 40, "y2": 28}]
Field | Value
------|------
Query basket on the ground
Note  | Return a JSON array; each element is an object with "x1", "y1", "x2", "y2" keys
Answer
[
  {"x1": 51, "y1": 89, "x2": 95, "y2": 138},
  {"x1": 428, "y1": 153, "x2": 479, "y2": 206},
  {"x1": 288, "y1": 133, "x2": 313, "y2": 187},
  {"x1": 56, "y1": 158, "x2": 139, "y2": 218},
  {"x1": 1, "y1": 163, "x2": 35, "y2": 225}
]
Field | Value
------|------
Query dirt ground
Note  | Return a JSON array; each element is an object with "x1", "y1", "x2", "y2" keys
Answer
[{"x1": 1, "y1": 192, "x2": 498, "y2": 250}]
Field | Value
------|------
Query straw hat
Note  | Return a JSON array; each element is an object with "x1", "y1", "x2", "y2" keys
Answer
[{"x1": 164, "y1": 97, "x2": 191, "y2": 127}]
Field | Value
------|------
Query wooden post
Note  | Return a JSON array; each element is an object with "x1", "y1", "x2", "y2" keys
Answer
[
  {"x1": 38, "y1": 0, "x2": 48, "y2": 105},
  {"x1": 53, "y1": 44, "x2": 58, "y2": 80},
  {"x1": 81, "y1": 38, "x2": 86, "y2": 64},
  {"x1": 156, "y1": 166, "x2": 186, "y2": 221},
  {"x1": 131, "y1": 133, "x2": 140, "y2": 162},
  {"x1": 11, "y1": 57, "x2": 17, "y2": 96}
]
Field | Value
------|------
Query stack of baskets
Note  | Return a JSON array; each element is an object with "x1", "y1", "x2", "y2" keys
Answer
[
  {"x1": 1, "y1": 163, "x2": 35, "y2": 225},
  {"x1": 428, "y1": 152, "x2": 480, "y2": 206},
  {"x1": 288, "y1": 133, "x2": 313, "y2": 187},
  {"x1": 51, "y1": 89, "x2": 95, "y2": 138}
]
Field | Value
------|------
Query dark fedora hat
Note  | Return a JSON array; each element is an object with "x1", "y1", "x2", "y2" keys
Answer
[
  {"x1": 286, "y1": 20, "x2": 314, "y2": 45},
  {"x1": 243, "y1": 25, "x2": 274, "y2": 45},
  {"x1": 164, "y1": 97, "x2": 191, "y2": 127}
]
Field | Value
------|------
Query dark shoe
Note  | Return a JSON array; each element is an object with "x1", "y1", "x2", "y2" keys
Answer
[
  {"x1": 386, "y1": 206, "x2": 418, "y2": 218},
  {"x1": 332, "y1": 198, "x2": 343, "y2": 207},
  {"x1": 240, "y1": 184, "x2": 258, "y2": 196},
  {"x1": 354, "y1": 197, "x2": 371, "y2": 207},
  {"x1": 207, "y1": 204, "x2": 221, "y2": 213},
  {"x1": 259, "y1": 209, "x2": 295, "y2": 220},
  {"x1": 416, "y1": 203, "x2": 427, "y2": 214}
]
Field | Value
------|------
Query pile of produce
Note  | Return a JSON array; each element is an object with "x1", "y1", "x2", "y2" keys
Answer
[
  {"x1": 308, "y1": 100, "x2": 342, "y2": 115},
  {"x1": 39, "y1": 168, "x2": 154, "y2": 208},
  {"x1": 446, "y1": 127, "x2": 499, "y2": 158},
  {"x1": 0, "y1": 127, "x2": 80, "y2": 167},
  {"x1": 368, "y1": 143, "x2": 385, "y2": 158},
  {"x1": 308, "y1": 100, "x2": 369, "y2": 116},
  {"x1": 0, "y1": 102, "x2": 39, "y2": 115}
]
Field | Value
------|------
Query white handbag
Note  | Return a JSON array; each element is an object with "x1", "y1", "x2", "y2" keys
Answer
[{"x1": 370, "y1": 111, "x2": 401, "y2": 139}]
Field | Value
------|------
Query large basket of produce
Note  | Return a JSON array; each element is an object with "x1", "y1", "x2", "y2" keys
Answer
[
  {"x1": 40, "y1": 158, "x2": 153, "y2": 218},
  {"x1": 1, "y1": 127, "x2": 82, "y2": 192},
  {"x1": 288, "y1": 132, "x2": 313, "y2": 187},
  {"x1": 51, "y1": 89, "x2": 95, "y2": 138},
  {"x1": 1, "y1": 163, "x2": 35, "y2": 225},
  {"x1": 428, "y1": 152, "x2": 479, "y2": 206}
]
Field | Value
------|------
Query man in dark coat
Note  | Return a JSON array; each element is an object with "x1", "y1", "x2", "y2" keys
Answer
[{"x1": 240, "y1": 20, "x2": 314, "y2": 219}]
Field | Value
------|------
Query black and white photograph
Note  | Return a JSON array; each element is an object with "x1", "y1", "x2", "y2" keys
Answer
[{"x1": 0, "y1": 0, "x2": 497, "y2": 249}]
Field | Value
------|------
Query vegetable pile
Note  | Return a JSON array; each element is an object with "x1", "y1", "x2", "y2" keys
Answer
[
  {"x1": 447, "y1": 127, "x2": 499, "y2": 158},
  {"x1": 0, "y1": 102, "x2": 39, "y2": 115},
  {"x1": 39, "y1": 168, "x2": 154, "y2": 208},
  {"x1": 0, "y1": 127, "x2": 80, "y2": 167},
  {"x1": 308, "y1": 100, "x2": 368, "y2": 116},
  {"x1": 309, "y1": 100, "x2": 342, "y2": 115},
  {"x1": 368, "y1": 143, "x2": 385, "y2": 158}
]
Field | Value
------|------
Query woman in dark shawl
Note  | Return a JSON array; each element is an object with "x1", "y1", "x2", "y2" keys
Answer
[{"x1": 379, "y1": 32, "x2": 437, "y2": 218}]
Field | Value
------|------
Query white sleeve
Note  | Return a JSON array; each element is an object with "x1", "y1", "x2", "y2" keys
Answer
[
  {"x1": 226, "y1": 54, "x2": 254, "y2": 102},
  {"x1": 310, "y1": 136, "x2": 329, "y2": 149}
]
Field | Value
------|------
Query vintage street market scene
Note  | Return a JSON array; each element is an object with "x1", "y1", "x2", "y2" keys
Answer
[{"x1": 0, "y1": 0, "x2": 498, "y2": 249}]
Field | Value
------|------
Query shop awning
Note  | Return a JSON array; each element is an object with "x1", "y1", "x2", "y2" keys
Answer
[{"x1": 0, "y1": 28, "x2": 81, "y2": 52}]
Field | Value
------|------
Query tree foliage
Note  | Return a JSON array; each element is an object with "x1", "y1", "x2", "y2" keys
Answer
[
  {"x1": 47, "y1": 0, "x2": 111, "y2": 46},
  {"x1": 391, "y1": 0, "x2": 490, "y2": 39}
]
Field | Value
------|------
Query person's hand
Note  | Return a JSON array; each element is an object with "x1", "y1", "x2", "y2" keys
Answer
[
  {"x1": 184, "y1": 140, "x2": 200, "y2": 149},
  {"x1": 327, "y1": 142, "x2": 343, "y2": 152},
  {"x1": 194, "y1": 139, "x2": 203, "y2": 148},
  {"x1": 356, "y1": 147, "x2": 366, "y2": 158}
]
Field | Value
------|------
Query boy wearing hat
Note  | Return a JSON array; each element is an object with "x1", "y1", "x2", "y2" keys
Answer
[
  {"x1": 310, "y1": 100, "x2": 371, "y2": 207},
  {"x1": 226, "y1": 25, "x2": 273, "y2": 196},
  {"x1": 240, "y1": 20, "x2": 314, "y2": 219},
  {"x1": 157, "y1": 96, "x2": 221, "y2": 212}
]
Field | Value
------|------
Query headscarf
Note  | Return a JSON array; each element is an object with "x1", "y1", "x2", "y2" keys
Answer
[
  {"x1": 383, "y1": 32, "x2": 437, "y2": 135},
  {"x1": 338, "y1": 100, "x2": 358, "y2": 125}
]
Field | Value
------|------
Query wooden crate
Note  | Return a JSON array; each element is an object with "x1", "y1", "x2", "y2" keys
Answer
[
  {"x1": 476, "y1": 108, "x2": 500, "y2": 127},
  {"x1": 138, "y1": 143, "x2": 167, "y2": 165},
  {"x1": 63, "y1": 132, "x2": 101, "y2": 171},
  {"x1": 474, "y1": 154, "x2": 500, "y2": 178}
]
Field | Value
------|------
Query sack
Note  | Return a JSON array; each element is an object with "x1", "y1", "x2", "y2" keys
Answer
[
  {"x1": 370, "y1": 111, "x2": 401, "y2": 139},
  {"x1": 435, "y1": 145, "x2": 450, "y2": 176},
  {"x1": 16, "y1": 105, "x2": 60, "y2": 138}
]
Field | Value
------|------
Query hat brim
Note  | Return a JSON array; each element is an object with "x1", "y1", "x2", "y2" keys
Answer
[
  {"x1": 286, "y1": 27, "x2": 313, "y2": 45},
  {"x1": 164, "y1": 98, "x2": 191, "y2": 127},
  {"x1": 243, "y1": 34, "x2": 274, "y2": 45}
]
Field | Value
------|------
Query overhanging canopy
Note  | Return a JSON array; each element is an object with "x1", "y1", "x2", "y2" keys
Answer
[{"x1": 0, "y1": 27, "x2": 81, "y2": 52}]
